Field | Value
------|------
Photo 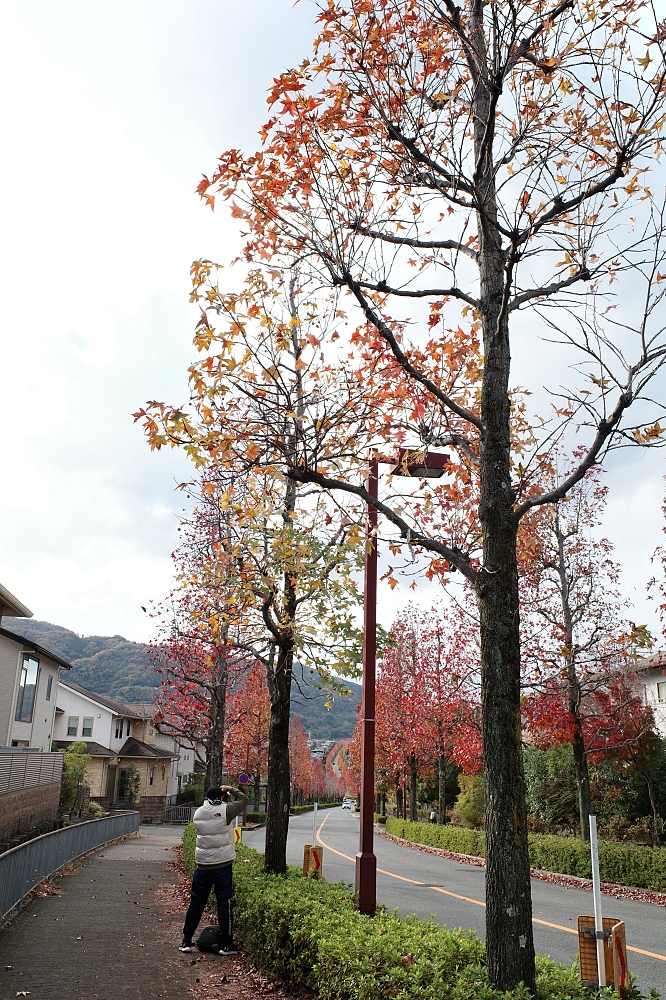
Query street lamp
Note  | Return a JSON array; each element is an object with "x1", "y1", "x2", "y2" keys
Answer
[{"x1": 355, "y1": 448, "x2": 449, "y2": 916}]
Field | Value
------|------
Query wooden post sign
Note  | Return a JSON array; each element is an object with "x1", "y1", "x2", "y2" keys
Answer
[
  {"x1": 302, "y1": 844, "x2": 312, "y2": 876},
  {"x1": 578, "y1": 916, "x2": 628, "y2": 994},
  {"x1": 302, "y1": 844, "x2": 323, "y2": 878}
]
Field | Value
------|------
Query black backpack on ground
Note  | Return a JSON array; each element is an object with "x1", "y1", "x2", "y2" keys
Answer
[{"x1": 196, "y1": 925, "x2": 222, "y2": 953}]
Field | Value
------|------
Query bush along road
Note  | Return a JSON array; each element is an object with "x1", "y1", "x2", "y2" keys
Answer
[{"x1": 183, "y1": 822, "x2": 661, "y2": 1000}]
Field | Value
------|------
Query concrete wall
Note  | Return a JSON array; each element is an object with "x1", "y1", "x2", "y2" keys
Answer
[{"x1": 0, "y1": 782, "x2": 60, "y2": 849}]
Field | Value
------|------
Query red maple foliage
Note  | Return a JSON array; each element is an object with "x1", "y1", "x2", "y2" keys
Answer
[
  {"x1": 519, "y1": 464, "x2": 655, "y2": 837},
  {"x1": 225, "y1": 661, "x2": 271, "y2": 811}
]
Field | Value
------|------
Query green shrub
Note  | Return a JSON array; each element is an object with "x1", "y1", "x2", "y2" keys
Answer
[
  {"x1": 374, "y1": 813, "x2": 387, "y2": 825},
  {"x1": 245, "y1": 811, "x2": 266, "y2": 825},
  {"x1": 290, "y1": 802, "x2": 342, "y2": 815},
  {"x1": 386, "y1": 817, "x2": 486, "y2": 857},
  {"x1": 181, "y1": 825, "x2": 648, "y2": 1000},
  {"x1": 88, "y1": 801, "x2": 104, "y2": 817},
  {"x1": 57, "y1": 741, "x2": 91, "y2": 814},
  {"x1": 451, "y1": 773, "x2": 484, "y2": 828},
  {"x1": 386, "y1": 818, "x2": 666, "y2": 892}
]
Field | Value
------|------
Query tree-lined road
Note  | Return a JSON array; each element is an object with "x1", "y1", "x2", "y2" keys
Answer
[{"x1": 244, "y1": 809, "x2": 666, "y2": 995}]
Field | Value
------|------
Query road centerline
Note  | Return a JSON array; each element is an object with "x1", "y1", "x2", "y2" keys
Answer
[{"x1": 315, "y1": 812, "x2": 666, "y2": 963}]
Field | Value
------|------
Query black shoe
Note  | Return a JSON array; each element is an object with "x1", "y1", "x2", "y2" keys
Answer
[
  {"x1": 179, "y1": 938, "x2": 194, "y2": 952},
  {"x1": 218, "y1": 942, "x2": 238, "y2": 955}
]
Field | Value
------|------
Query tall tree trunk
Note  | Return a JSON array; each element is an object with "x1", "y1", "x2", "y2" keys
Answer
[
  {"x1": 263, "y1": 471, "x2": 298, "y2": 874},
  {"x1": 438, "y1": 753, "x2": 447, "y2": 825},
  {"x1": 264, "y1": 640, "x2": 294, "y2": 873},
  {"x1": 409, "y1": 756, "x2": 418, "y2": 821},
  {"x1": 571, "y1": 718, "x2": 592, "y2": 840},
  {"x1": 645, "y1": 772, "x2": 660, "y2": 836},
  {"x1": 253, "y1": 772, "x2": 261, "y2": 812},
  {"x1": 396, "y1": 783, "x2": 403, "y2": 819},
  {"x1": 207, "y1": 644, "x2": 228, "y2": 786},
  {"x1": 471, "y1": 2, "x2": 535, "y2": 987}
]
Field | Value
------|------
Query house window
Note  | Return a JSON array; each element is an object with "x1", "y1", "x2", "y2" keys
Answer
[
  {"x1": 82, "y1": 717, "x2": 93, "y2": 738},
  {"x1": 15, "y1": 655, "x2": 39, "y2": 722},
  {"x1": 115, "y1": 719, "x2": 123, "y2": 739},
  {"x1": 161, "y1": 765, "x2": 166, "y2": 780},
  {"x1": 149, "y1": 768, "x2": 155, "y2": 785},
  {"x1": 658, "y1": 682, "x2": 666, "y2": 702},
  {"x1": 46, "y1": 675, "x2": 53, "y2": 701},
  {"x1": 67, "y1": 716, "x2": 79, "y2": 737},
  {"x1": 126, "y1": 721, "x2": 132, "y2": 737}
]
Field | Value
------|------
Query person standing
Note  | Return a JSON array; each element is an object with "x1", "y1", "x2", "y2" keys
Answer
[{"x1": 179, "y1": 783, "x2": 249, "y2": 954}]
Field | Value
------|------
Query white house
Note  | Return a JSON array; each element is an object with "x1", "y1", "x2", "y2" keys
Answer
[
  {"x1": 54, "y1": 680, "x2": 180, "y2": 816},
  {"x1": 54, "y1": 679, "x2": 142, "y2": 752},
  {"x1": 635, "y1": 652, "x2": 666, "y2": 738},
  {"x1": 0, "y1": 583, "x2": 72, "y2": 750},
  {"x1": 0, "y1": 582, "x2": 69, "y2": 843},
  {"x1": 126, "y1": 703, "x2": 200, "y2": 788}
]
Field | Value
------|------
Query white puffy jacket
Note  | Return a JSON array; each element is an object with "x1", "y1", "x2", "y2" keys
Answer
[{"x1": 193, "y1": 801, "x2": 235, "y2": 867}]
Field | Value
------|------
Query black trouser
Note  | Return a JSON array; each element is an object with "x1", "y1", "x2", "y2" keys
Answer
[{"x1": 183, "y1": 864, "x2": 233, "y2": 943}]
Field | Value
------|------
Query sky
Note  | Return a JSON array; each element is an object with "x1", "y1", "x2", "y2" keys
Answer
[{"x1": 0, "y1": 0, "x2": 664, "y2": 645}]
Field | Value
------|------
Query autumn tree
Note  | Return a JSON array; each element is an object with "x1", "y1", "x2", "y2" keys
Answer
[
  {"x1": 181, "y1": 1, "x2": 666, "y2": 988},
  {"x1": 136, "y1": 290, "x2": 367, "y2": 873},
  {"x1": 520, "y1": 467, "x2": 653, "y2": 839},
  {"x1": 289, "y1": 715, "x2": 313, "y2": 804},
  {"x1": 151, "y1": 476, "x2": 250, "y2": 784},
  {"x1": 226, "y1": 661, "x2": 271, "y2": 810},
  {"x1": 325, "y1": 739, "x2": 348, "y2": 799},
  {"x1": 410, "y1": 602, "x2": 482, "y2": 817}
]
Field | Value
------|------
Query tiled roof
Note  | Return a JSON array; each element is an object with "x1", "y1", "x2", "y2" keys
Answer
[
  {"x1": 54, "y1": 740, "x2": 117, "y2": 757},
  {"x1": 117, "y1": 737, "x2": 178, "y2": 760},
  {"x1": 58, "y1": 679, "x2": 142, "y2": 719}
]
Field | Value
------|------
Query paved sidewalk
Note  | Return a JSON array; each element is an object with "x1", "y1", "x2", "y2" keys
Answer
[{"x1": 0, "y1": 825, "x2": 206, "y2": 1000}]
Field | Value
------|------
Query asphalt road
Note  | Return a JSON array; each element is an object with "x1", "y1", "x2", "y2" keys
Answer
[{"x1": 244, "y1": 807, "x2": 666, "y2": 995}]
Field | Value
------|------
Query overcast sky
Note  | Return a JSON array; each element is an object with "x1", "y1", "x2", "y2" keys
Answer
[{"x1": 1, "y1": 0, "x2": 664, "y2": 645}]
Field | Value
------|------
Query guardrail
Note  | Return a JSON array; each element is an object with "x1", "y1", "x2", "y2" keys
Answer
[{"x1": 0, "y1": 811, "x2": 140, "y2": 920}]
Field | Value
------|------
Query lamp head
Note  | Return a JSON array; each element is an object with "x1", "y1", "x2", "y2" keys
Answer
[{"x1": 389, "y1": 448, "x2": 449, "y2": 479}]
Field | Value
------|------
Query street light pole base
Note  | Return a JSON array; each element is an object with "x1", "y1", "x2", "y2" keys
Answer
[{"x1": 355, "y1": 851, "x2": 377, "y2": 915}]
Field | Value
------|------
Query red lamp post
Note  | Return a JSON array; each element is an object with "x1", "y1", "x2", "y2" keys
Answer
[
  {"x1": 355, "y1": 448, "x2": 448, "y2": 917},
  {"x1": 355, "y1": 457, "x2": 379, "y2": 915}
]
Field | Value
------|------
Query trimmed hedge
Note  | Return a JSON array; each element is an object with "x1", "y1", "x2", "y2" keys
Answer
[
  {"x1": 290, "y1": 801, "x2": 342, "y2": 815},
  {"x1": 385, "y1": 818, "x2": 666, "y2": 892},
  {"x1": 386, "y1": 818, "x2": 485, "y2": 858},
  {"x1": 245, "y1": 811, "x2": 266, "y2": 825},
  {"x1": 182, "y1": 825, "x2": 606, "y2": 1000}
]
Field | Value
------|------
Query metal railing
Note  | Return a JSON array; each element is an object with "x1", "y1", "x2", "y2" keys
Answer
[
  {"x1": 0, "y1": 811, "x2": 140, "y2": 920},
  {"x1": 164, "y1": 804, "x2": 197, "y2": 824}
]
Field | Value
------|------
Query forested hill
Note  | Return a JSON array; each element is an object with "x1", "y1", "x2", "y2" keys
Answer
[
  {"x1": 291, "y1": 667, "x2": 361, "y2": 741},
  {"x1": 2, "y1": 619, "x2": 361, "y2": 738}
]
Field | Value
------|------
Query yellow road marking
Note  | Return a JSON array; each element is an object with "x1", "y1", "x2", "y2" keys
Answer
[{"x1": 315, "y1": 813, "x2": 666, "y2": 962}]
